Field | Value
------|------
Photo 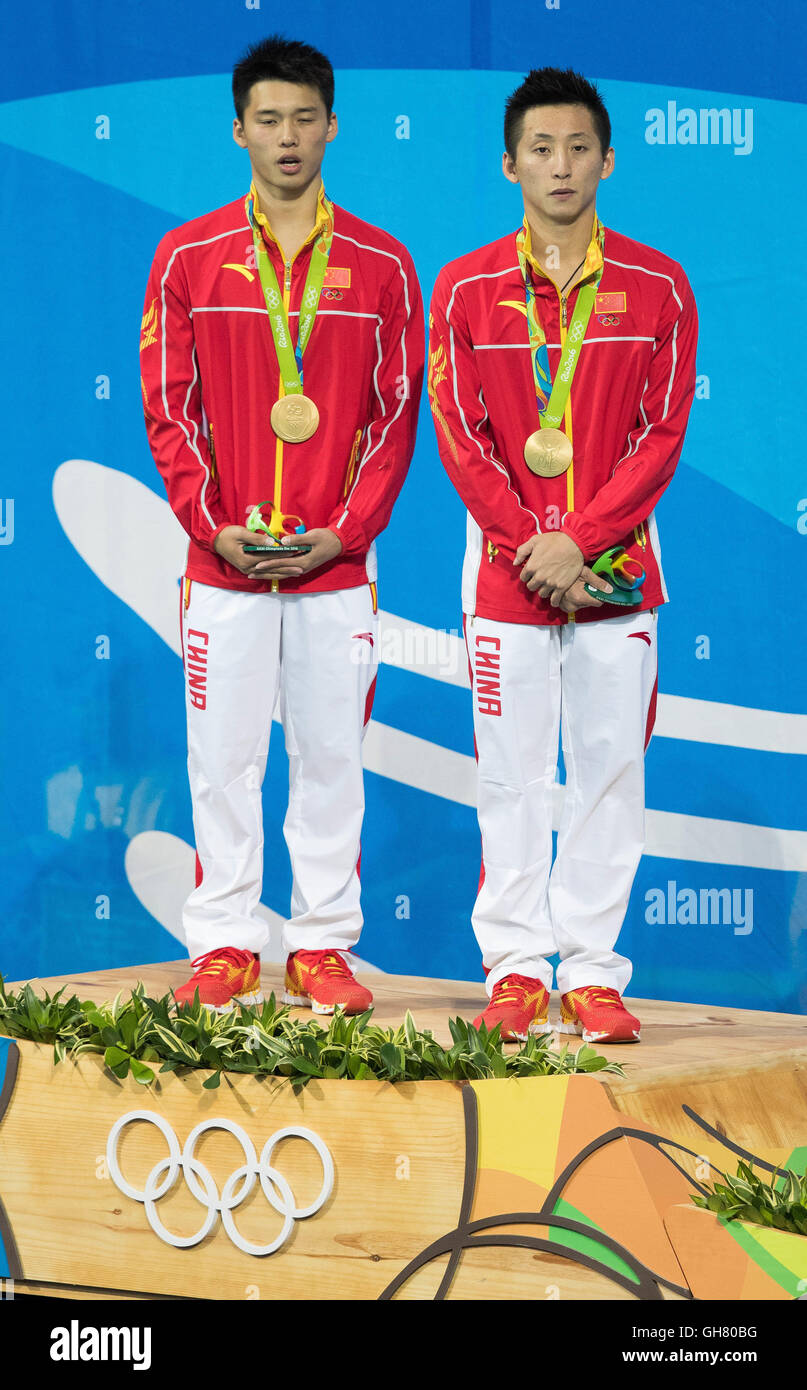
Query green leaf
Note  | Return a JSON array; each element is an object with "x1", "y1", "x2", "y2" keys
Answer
[
  {"x1": 151, "y1": 1023, "x2": 201, "y2": 1063},
  {"x1": 118, "y1": 1010, "x2": 137, "y2": 1049},
  {"x1": 447, "y1": 1017, "x2": 466, "y2": 1046},
  {"x1": 727, "y1": 1180, "x2": 756, "y2": 1202},
  {"x1": 290, "y1": 1055, "x2": 324, "y2": 1077},
  {"x1": 10, "y1": 978, "x2": 621, "y2": 1087},
  {"x1": 488, "y1": 1049, "x2": 508, "y2": 1079},
  {"x1": 299, "y1": 1031, "x2": 320, "y2": 1062},
  {"x1": 202, "y1": 1070, "x2": 222, "y2": 1090},
  {"x1": 577, "y1": 1054, "x2": 611, "y2": 1073}
]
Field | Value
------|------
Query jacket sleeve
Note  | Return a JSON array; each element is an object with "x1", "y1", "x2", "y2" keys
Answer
[
  {"x1": 327, "y1": 246, "x2": 425, "y2": 555},
  {"x1": 139, "y1": 234, "x2": 231, "y2": 551},
  {"x1": 561, "y1": 268, "x2": 698, "y2": 559},
  {"x1": 427, "y1": 267, "x2": 540, "y2": 558}
]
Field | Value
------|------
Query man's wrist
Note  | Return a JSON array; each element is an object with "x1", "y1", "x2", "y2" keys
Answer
[
  {"x1": 326, "y1": 513, "x2": 365, "y2": 556},
  {"x1": 211, "y1": 522, "x2": 236, "y2": 554},
  {"x1": 559, "y1": 523, "x2": 590, "y2": 562}
]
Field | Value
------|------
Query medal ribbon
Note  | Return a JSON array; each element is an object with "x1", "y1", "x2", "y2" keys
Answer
[
  {"x1": 246, "y1": 193, "x2": 333, "y2": 394},
  {"x1": 516, "y1": 218, "x2": 605, "y2": 430}
]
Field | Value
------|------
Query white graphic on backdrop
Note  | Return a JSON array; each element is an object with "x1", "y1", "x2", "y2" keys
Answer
[
  {"x1": 52, "y1": 460, "x2": 807, "y2": 874},
  {"x1": 106, "y1": 1110, "x2": 334, "y2": 1256}
]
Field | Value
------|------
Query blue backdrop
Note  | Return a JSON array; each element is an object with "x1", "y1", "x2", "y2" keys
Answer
[{"x1": 2, "y1": 1, "x2": 806, "y2": 1011}]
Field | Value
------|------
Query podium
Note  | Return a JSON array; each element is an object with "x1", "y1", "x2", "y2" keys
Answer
[{"x1": 1, "y1": 963, "x2": 806, "y2": 1300}]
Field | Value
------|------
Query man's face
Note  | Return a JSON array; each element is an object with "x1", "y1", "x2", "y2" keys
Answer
[
  {"x1": 233, "y1": 80, "x2": 337, "y2": 195},
  {"x1": 503, "y1": 104, "x2": 614, "y2": 223}
]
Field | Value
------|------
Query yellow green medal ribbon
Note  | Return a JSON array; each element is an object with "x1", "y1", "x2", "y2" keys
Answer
[
  {"x1": 246, "y1": 194, "x2": 333, "y2": 393},
  {"x1": 516, "y1": 219, "x2": 605, "y2": 429}
]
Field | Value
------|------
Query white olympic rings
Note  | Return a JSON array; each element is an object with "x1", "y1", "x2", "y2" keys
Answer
[{"x1": 106, "y1": 1111, "x2": 334, "y2": 1256}]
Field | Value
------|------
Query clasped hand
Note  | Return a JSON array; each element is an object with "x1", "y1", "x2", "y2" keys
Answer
[
  {"x1": 213, "y1": 526, "x2": 343, "y2": 579},
  {"x1": 513, "y1": 532, "x2": 612, "y2": 612}
]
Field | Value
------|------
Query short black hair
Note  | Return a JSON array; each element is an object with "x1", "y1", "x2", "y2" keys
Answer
[
  {"x1": 232, "y1": 34, "x2": 334, "y2": 123},
  {"x1": 504, "y1": 67, "x2": 611, "y2": 160}
]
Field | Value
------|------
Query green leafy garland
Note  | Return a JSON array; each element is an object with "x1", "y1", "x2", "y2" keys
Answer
[
  {"x1": 0, "y1": 977, "x2": 623, "y2": 1090},
  {"x1": 692, "y1": 1160, "x2": 807, "y2": 1237}
]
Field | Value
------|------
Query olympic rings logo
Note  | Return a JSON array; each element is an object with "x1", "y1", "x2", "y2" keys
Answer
[
  {"x1": 303, "y1": 286, "x2": 319, "y2": 309},
  {"x1": 106, "y1": 1111, "x2": 334, "y2": 1257},
  {"x1": 266, "y1": 287, "x2": 281, "y2": 309},
  {"x1": 568, "y1": 321, "x2": 585, "y2": 342},
  {"x1": 598, "y1": 314, "x2": 621, "y2": 326}
]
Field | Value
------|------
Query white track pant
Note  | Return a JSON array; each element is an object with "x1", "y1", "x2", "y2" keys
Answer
[
  {"x1": 180, "y1": 581, "x2": 378, "y2": 962},
  {"x1": 466, "y1": 608, "x2": 658, "y2": 997}
]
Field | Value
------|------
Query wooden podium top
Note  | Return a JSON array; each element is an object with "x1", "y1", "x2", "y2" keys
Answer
[{"x1": 10, "y1": 957, "x2": 807, "y2": 1091}]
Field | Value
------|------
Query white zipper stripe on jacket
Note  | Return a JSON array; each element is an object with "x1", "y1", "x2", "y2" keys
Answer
[
  {"x1": 445, "y1": 268, "x2": 541, "y2": 535},
  {"x1": 604, "y1": 255, "x2": 685, "y2": 312},
  {"x1": 609, "y1": 315, "x2": 681, "y2": 481},
  {"x1": 190, "y1": 307, "x2": 381, "y2": 320},
  {"x1": 332, "y1": 235, "x2": 414, "y2": 530},
  {"x1": 471, "y1": 336, "x2": 656, "y2": 349},
  {"x1": 159, "y1": 224, "x2": 246, "y2": 532}
]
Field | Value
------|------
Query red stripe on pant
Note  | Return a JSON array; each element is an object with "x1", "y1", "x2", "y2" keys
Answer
[
  {"x1": 179, "y1": 580, "x2": 186, "y2": 671},
  {"x1": 364, "y1": 672, "x2": 377, "y2": 729},
  {"x1": 355, "y1": 670, "x2": 378, "y2": 882},
  {"x1": 462, "y1": 615, "x2": 486, "y2": 898},
  {"x1": 645, "y1": 672, "x2": 658, "y2": 751}
]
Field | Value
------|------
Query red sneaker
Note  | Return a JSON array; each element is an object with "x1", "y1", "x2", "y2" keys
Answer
[
  {"x1": 473, "y1": 974, "x2": 552, "y2": 1042},
  {"x1": 284, "y1": 950, "x2": 373, "y2": 1015},
  {"x1": 174, "y1": 947, "x2": 262, "y2": 1013},
  {"x1": 559, "y1": 986, "x2": 641, "y2": 1043}
]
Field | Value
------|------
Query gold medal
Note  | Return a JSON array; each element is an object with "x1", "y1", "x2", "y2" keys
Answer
[
  {"x1": 271, "y1": 394, "x2": 319, "y2": 443},
  {"x1": 523, "y1": 426, "x2": 573, "y2": 478}
]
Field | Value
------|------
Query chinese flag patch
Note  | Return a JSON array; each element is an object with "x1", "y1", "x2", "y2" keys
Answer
[
  {"x1": 324, "y1": 266, "x2": 351, "y2": 288},
  {"x1": 595, "y1": 290, "x2": 626, "y2": 313}
]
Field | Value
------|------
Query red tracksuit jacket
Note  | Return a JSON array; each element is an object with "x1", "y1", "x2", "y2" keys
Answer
[
  {"x1": 140, "y1": 190, "x2": 424, "y2": 594},
  {"x1": 428, "y1": 218, "x2": 698, "y2": 625}
]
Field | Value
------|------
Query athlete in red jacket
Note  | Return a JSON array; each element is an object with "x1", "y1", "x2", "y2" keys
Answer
[
  {"x1": 429, "y1": 67, "x2": 697, "y2": 1044},
  {"x1": 141, "y1": 36, "x2": 424, "y2": 1013}
]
